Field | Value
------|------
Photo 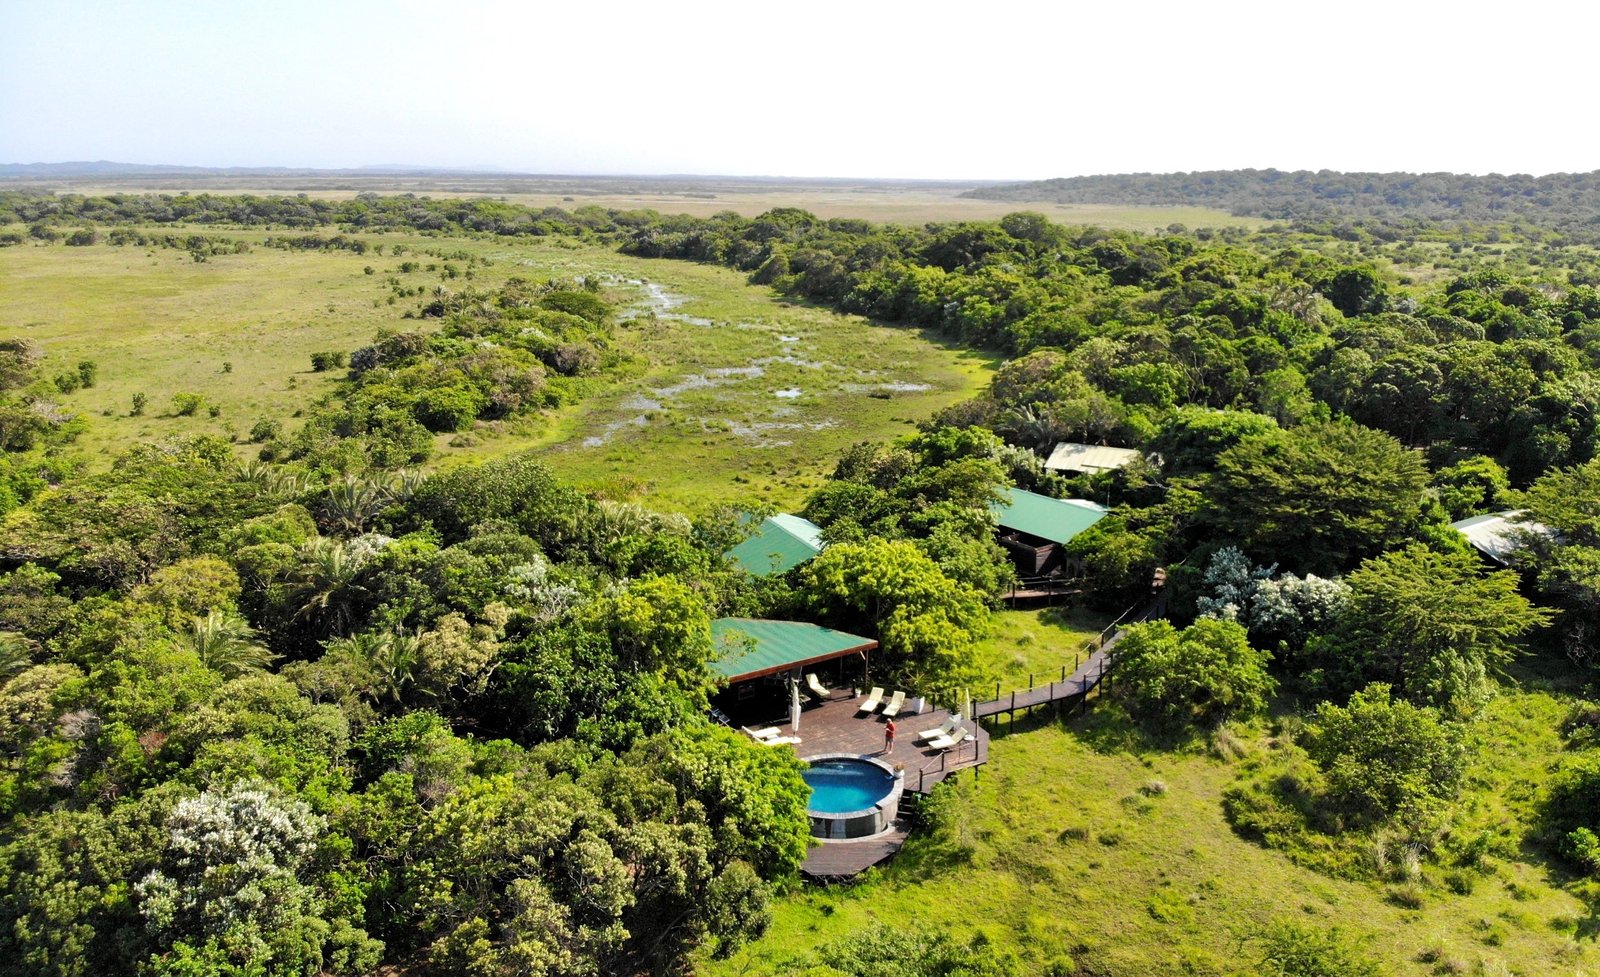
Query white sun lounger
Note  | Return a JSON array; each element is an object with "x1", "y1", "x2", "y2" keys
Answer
[
  {"x1": 880, "y1": 690, "x2": 907, "y2": 718},
  {"x1": 857, "y1": 687, "x2": 885, "y2": 714},
  {"x1": 806, "y1": 672, "x2": 830, "y2": 700},
  {"x1": 762, "y1": 735, "x2": 802, "y2": 746},
  {"x1": 916, "y1": 717, "x2": 958, "y2": 742},
  {"x1": 743, "y1": 726, "x2": 781, "y2": 742},
  {"x1": 926, "y1": 726, "x2": 969, "y2": 751}
]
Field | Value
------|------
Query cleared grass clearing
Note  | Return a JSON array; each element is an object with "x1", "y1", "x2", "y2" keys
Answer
[
  {"x1": 0, "y1": 230, "x2": 992, "y2": 510},
  {"x1": 706, "y1": 683, "x2": 1598, "y2": 976}
]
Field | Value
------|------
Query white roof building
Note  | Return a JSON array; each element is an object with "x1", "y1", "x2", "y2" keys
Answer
[
  {"x1": 1449, "y1": 510, "x2": 1552, "y2": 565},
  {"x1": 1044, "y1": 442, "x2": 1143, "y2": 474}
]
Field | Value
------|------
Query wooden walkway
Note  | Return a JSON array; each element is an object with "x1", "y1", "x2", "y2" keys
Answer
[{"x1": 971, "y1": 598, "x2": 1160, "y2": 724}]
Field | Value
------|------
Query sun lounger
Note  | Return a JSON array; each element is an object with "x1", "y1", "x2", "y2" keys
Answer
[
  {"x1": 742, "y1": 726, "x2": 781, "y2": 741},
  {"x1": 926, "y1": 726, "x2": 969, "y2": 751},
  {"x1": 915, "y1": 717, "x2": 958, "y2": 742},
  {"x1": 857, "y1": 687, "x2": 884, "y2": 714},
  {"x1": 762, "y1": 735, "x2": 802, "y2": 746},
  {"x1": 806, "y1": 672, "x2": 830, "y2": 701},
  {"x1": 880, "y1": 690, "x2": 907, "y2": 718}
]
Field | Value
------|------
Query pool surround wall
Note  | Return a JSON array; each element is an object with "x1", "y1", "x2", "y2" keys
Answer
[{"x1": 801, "y1": 752, "x2": 905, "y2": 841}]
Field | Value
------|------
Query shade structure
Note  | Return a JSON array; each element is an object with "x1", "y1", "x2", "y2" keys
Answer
[{"x1": 709, "y1": 618, "x2": 878, "y2": 684}]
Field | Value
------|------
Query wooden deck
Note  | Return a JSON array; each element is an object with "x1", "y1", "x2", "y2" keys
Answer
[
  {"x1": 734, "y1": 690, "x2": 988, "y2": 880},
  {"x1": 800, "y1": 820, "x2": 912, "y2": 880},
  {"x1": 776, "y1": 691, "x2": 988, "y2": 795}
]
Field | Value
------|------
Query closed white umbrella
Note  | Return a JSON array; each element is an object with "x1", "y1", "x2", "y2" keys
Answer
[
  {"x1": 962, "y1": 688, "x2": 971, "y2": 724},
  {"x1": 790, "y1": 677, "x2": 802, "y2": 734}
]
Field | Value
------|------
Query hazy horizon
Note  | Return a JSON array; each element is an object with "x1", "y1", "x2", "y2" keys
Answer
[{"x1": 4, "y1": 0, "x2": 1599, "y2": 181}]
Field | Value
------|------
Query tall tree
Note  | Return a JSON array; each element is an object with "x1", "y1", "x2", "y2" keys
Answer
[
  {"x1": 1306, "y1": 545, "x2": 1547, "y2": 714},
  {"x1": 1205, "y1": 420, "x2": 1430, "y2": 575}
]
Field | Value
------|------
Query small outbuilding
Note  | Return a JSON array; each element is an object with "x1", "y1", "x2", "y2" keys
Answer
[
  {"x1": 990, "y1": 487, "x2": 1109, "y2": 576},
  {"x1": 1450, "y1": 510, "x2": 1550, "y2": 565},
  {"x1": 726, "y1": 513, "x2": 825, "y2": 577},
  {"x1": 1044, "y1": 442, "x2": 1142, "y2": 475}
]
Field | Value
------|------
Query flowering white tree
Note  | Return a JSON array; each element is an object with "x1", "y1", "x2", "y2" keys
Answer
[{"x1": 136, "y1": 781, "x2": 380, "y2": 976}]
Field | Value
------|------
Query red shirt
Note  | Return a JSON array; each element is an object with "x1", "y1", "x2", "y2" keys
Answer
[{"x1": 885, "y1": 721, "x2": 896, "y2": 737}]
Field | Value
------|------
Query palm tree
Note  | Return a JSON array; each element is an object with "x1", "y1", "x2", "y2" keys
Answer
[
  {"x1": 290, "y1": 539, "x2": 368, "y2": 636},
  {"x1": 368, "y1": 631, "x2": 420, "y2": 704},
  {"x1": 188, "y1": 610, "x2": 275, "y2": 678},
  {"x1": 0, "y1": 631, "x2": 35, "y2": 681},
  {"x1": 320, "y1": 477, "x2": 389, "y2": 534}
]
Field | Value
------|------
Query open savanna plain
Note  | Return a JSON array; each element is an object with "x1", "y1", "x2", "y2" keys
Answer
[
  {"x1": 0, "y1": 226, "x2": 992, "y2": 509},
  {"x1": 25, "y1": 174, "x2": 1262, "y2": 231}
]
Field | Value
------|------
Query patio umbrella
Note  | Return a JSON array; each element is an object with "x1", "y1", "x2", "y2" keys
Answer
[
  {"x1": 790, "y1": 677, "x2": 802, "y2": 734},
  {"x1": 962, "y1": 688, "x2": 971, "y2": 723}
]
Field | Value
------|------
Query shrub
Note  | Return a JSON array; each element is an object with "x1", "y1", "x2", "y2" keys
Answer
[
  {"x1": 131, "y1": 392, "x2": 148, "y2": 416},
  {"x1": 1252, "y1": 919, "x2": 1386, "y2": 976},
  {"x1": 64, "y1": 228, "x2": 97, "y2": 247},
  {"x1": 249, "y1": 418, "x2": 282, "y2": 443},
  {"x1": 172, "y1": 393, "x2": 205, "y2": 417},
  {"x1": 76, "y1": 360, "x2": 97, "y2": 388},
  {"x1": 413, "y1": 386, "x2": 487, "y2": 433},
  {"x1": 1113, "y1": 618, "x2": 1275, "y2": 729},
  {"x1": 1301, "y1": 683, "x2": 1463, "y2": 831},
  {"x1": 53, "y1": 372, "x2": 81, "y2": 394}
]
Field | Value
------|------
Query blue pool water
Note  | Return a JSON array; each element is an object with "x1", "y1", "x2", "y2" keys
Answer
[{"x1": 804, "y1": 757, "x2": 894, "y2": 813}]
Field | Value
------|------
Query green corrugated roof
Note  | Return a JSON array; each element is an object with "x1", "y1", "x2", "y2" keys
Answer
[
  {"x1": 726, "y1": 514, "x2": 825, "y2": 576},
  {"x1": 710, "y1": 618, "x2": 876, "y2": 681},
  {"x1": 991, "y1": 487, "x2": 1109, "y2": 545}
]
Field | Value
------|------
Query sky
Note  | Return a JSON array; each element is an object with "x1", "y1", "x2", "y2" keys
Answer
[{"x1": 3, "y1": 0, "x2": 1598, "y2": 181}]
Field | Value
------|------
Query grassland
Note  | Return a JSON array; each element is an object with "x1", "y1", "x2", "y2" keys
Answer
[
  {"x1": 0, "y1": 229, "x2": 992, "y2": 510},
  {"x1": 707, "y1": 677, "x2": 1597, "y2": 977},
  {"x1": 969, "y1": 606, "x2": 1108, "y2": 694},
  {"x1": 38, "y1": 175, "x2": 1261, "y2": 232}
]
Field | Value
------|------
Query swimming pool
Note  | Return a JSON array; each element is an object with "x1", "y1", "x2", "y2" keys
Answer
[
  {"x1": 804, "y1": 757, "x2": 895, "y2": 813},
  {"x1": 801, "y1": 753, "x2": 903, "y2": 840}
]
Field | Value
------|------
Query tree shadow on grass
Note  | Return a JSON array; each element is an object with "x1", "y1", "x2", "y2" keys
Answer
[{"x1": 1053, "y1": 695, "x2": 1205, "y2": 757}]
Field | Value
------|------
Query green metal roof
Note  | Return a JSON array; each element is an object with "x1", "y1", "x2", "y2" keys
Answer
[
  {"x1": 726, "y1": 514, "x2": 825, "y2": 576},
  {"x1": 991, "y1": 487, "x2": 1109, "y2": 545},
  {"x1": 709, "y1": 618, "x2": 876, "y2": 682}
]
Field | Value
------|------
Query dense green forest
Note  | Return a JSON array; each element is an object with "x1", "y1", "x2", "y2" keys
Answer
[
  {"x1": 963, "y1": 169, "x2": 1600, "y2": 240},
  {"x1": 4, "y1": 189, "x2": 1600, "y2": 975}
]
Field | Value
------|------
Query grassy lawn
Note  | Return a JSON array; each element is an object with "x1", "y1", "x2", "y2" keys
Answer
[
  {"x1": 706, "y1": 682, "x2": 1598, "y2": 976},
  {"x1": 969, "y1": 606, "x2": 1108, "y2": 694},
  {"x1": 0, "y1": 231, "x2": 993, "y2": 511}
]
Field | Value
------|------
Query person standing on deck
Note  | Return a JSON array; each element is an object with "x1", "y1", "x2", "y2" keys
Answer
[{"x1": 884, "y1": 718, "x2": 896, "y2": 755}]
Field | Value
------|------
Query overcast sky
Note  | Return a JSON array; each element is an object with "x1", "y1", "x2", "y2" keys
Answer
[{"x1": 3, "y1": 0, "x2": 1596, "y2": 180}]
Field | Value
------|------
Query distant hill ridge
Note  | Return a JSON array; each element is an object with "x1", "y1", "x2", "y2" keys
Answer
[
  {"x1": 0, "y1": 161, "x2": 509, "y2": 178},
  {"x1": 962, "y1": 168, "x2": 1600, "y2": 226}
]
